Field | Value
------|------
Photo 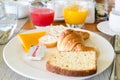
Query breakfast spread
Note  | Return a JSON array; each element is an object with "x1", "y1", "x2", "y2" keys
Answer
[{"x1": 18, "y1": 25, "x2": 97, "y2": 76}]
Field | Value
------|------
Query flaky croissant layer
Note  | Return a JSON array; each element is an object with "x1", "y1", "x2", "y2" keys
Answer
[{"x1": 57, "y1": 29, "x2": 95, "y2": 52}]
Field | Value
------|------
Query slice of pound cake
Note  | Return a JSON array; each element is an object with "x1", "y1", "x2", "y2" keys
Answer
[{"x1": 46, "y1": 51, "x2": 97, "y2": 76}]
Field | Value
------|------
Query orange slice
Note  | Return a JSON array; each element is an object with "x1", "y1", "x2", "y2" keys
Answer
[{"x1": 18, "y1": 31, "x2": 46, "y2": 53}]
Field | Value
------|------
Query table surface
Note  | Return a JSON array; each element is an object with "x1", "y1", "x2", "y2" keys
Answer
[
  {"x1": 23, "y1": 19, "x2": 99, "y2": 32},
  {"x1": 0, "y1": 19, "x2": 120, "y2": 80}
]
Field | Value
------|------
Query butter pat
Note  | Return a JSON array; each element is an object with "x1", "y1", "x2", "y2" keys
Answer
[{"x1": 39, "y1": 35, "x2": 57, "y2": 48}]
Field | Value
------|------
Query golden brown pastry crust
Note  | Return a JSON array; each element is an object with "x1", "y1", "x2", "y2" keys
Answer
[
  {"x1": 57, "y1": 29, "x2": 83, "y2": 51},
  {"x1": 57, "y1": 29, "x2": 95, "y2": 52},
  {"x1": 77, "y1": 31, "x2": 90, "y2": 40}
]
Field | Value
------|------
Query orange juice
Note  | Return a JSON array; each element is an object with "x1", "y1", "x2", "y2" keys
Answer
[{"x1": 64, "y1": 4, "x2": 88, "y2": 25}]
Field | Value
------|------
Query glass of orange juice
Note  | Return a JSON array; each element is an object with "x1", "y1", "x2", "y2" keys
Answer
[{"x1": 63, "y1": 1, "x2": 89, "y2": 28}]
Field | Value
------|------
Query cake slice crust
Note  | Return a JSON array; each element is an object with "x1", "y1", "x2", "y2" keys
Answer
[{"x1": 46, "y1": 51, "x2": 97, "y2": 76}]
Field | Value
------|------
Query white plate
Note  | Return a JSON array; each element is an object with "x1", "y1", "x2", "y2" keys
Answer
[
  {"x1": 3, "y1": 28, "x2": 115, "y2": 80},
  {"x1": 97, "y1": 21, "x2": 119, "y2": 36}
]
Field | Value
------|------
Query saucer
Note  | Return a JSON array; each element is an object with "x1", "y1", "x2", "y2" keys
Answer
[{"x1": 97, "y1": 21, "x2": 119, "y2": 36}]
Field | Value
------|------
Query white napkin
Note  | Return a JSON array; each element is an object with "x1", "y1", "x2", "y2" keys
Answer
[
  {"x1": 115, "y1": 0, "x2": 120, "y2": 12},
  {"x1": 85, "y1": 1, "x2": 95, "y2": 23}
]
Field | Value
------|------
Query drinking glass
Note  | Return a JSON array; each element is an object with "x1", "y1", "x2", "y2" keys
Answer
[
  {"x1": 63, "y1": 0, "x2": 89, "y2": 28},
  {"x1": 0, "y1": 1, "x2": 17, "y2": 44},
  {"x1": 29, "y1": 1, "x2": 55, "y2": 28}
]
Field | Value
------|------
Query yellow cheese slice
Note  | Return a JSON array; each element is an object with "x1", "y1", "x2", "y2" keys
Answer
[{"x1": 18, "y1": 31, "x2": 46, "y2": 53}]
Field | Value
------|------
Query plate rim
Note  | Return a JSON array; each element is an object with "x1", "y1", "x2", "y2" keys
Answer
[
  {"x1": 3, "y1": 28, "x2": 115, "y2": 80},
  {"x1": 97, "y1": 21, "x2": 118, "y2": 36}
]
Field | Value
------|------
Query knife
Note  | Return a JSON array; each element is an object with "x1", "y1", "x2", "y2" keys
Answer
[{"x1": 110, "y1": 35, "x2": 120, "y2": 80}]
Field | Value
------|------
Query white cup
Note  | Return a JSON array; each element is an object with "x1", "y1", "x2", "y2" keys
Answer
[
  {"x1": 109, "y1": 10, "x2": 120, "y2": 34},
  {"x1": 47, "y1": 0, "x2": 66, "y2": 18}
]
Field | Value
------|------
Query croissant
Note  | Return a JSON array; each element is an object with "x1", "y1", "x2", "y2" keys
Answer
[{"x1": 57, "y1": 29, "x2": 95, "y2": 52}]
